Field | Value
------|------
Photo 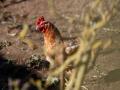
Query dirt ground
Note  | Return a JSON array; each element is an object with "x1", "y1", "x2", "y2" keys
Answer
[{"x1": 0, "y1": 0, "x2": 120, "y2": 90}]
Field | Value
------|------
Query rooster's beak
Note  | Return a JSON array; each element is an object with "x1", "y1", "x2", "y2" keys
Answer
[
  {"x1": 36, "y1": 26, "x2": 39, "y2": 31},
  {"x1": 35, "y1": 26, "x2": 41, "y2": 32}
]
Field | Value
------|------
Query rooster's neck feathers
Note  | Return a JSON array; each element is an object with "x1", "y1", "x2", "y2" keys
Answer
[
  {"x1": 36, "y1": 16, "x2": 63, "y2": 49},
  {"x1": 43, "y1": 22, "x2": 63, "y2": 46}
]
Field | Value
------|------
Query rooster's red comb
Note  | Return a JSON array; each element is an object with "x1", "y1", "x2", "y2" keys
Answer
[{"x1": 36, "y1": 16, "x2": 45, "y2": 26}]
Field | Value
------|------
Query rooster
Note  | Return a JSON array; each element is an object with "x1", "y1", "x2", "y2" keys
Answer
[
  {"x1": 35, "y1": 16, "x2": 66, "y2": 68},
  {"x1": 35, "y1": 16, "x2": 67, "y2": 90},
  {"x1": 35, "y1": 16, "x2": 79, "y2": 90},
  {"x1": 35, "y1": 16, "x2": 78, "y2": 65}
]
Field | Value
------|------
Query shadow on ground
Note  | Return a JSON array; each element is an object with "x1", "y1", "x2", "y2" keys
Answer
[
  {"x1": 103, "y1": 69, "x2": 120, "y2": 83},
  {"x1": 0, "y1": 54, "x2": 59, "y2": 90},
  {"x1": 0, "y1": 54, "x2": 32, "y2": 89}
]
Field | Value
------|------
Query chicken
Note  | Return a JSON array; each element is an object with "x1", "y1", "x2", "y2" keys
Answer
[
  {"x1": 35, "y1": 16, "x2": 79, "y2": 90},
  {"x1": 35, "y1": 16, "x2": 66, "y2": 90},
  {"x1": 35, "y1": 16, "x2": 66, "y2": 68}
]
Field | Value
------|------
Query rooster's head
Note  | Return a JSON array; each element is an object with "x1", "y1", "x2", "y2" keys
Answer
[{"x1": 35, "y1": 16, "x2": 47, "y2": 32}]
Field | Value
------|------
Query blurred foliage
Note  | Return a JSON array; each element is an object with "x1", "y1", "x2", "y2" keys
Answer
[
  {"x1": 47, "y1": 0, "x2": 119, "y2": 90},
  {"x1": 18, "y1": 24, "x2": 36, "y2": 50}
]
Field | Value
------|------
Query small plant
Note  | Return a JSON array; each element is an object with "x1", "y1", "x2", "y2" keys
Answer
[
  {"x1": 46, "y1": 0, "x2": 119, "y2": 90},
  {"x1": 18, "y1": 24, "x2": 36, "y2": 50}
]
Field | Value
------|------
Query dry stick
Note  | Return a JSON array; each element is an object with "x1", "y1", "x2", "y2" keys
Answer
[
  {"x1": 59, "y1": 52, "x2": 65, "y2": 90},
  {"x1": 74, "y1": 53, "x2": 89, "y2": 90},
  {"x1": 48, "y1": 52, "x2": 77, "y2": 77},
  {"x1": 87, "y1": 47, "x2": 101, "y2": 72},
  {"x1": 46, "y1": 46, "x2": 81, "y2": 89},
  {"x1": 60, "y1": 70, "x2": 64, "y2": 90},
  {"x1": 46, "y1": 50, "x2": 78, "y2": 88},
  {"x1": 65, "y1": 69, "x2": 77, "y2": 90},
  {"x1": 73, "y1": 8, "x2": 111, "y2": 90},
  {"x1": 74, "y1": 65, "x2": 86, "y2": 90}
]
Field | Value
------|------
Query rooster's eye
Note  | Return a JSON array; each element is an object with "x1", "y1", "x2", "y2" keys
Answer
[{"x1": 37, "y1": 21, "x2": 40, "y2": 25}]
